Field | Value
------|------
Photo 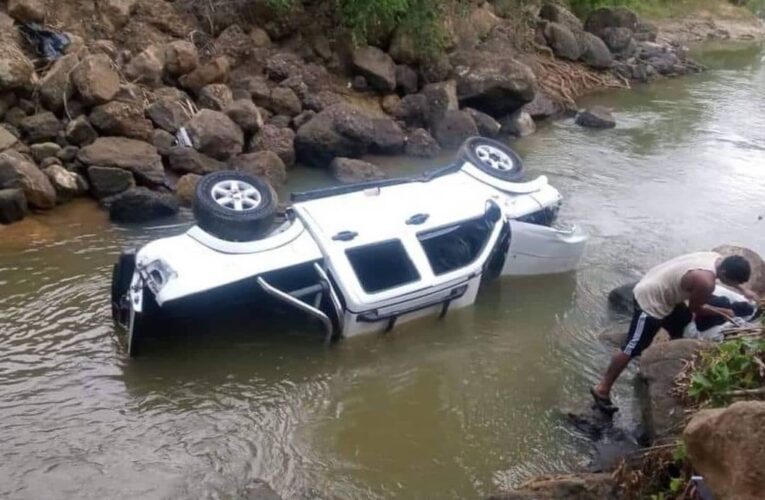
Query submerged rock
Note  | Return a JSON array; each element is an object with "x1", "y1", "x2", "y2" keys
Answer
[
  {"x1": 87, "y1": 165, "x2": 135, "y2": 199},
  {"x1": 330, "y1": 157, "x2": 386, "y2": 184},
  {"x1": 489, "y1": 473, "x2": 616, "y2": 499},
  {"x1": 108, "y1": 187, "x2": 179, "y2": 223},
  {"x1": 576, "y1": 106, "x2": 616, "y2": 129},
  {"x1": 405, "y1": 128, "x2": 440, "y2": 158},
  {"x1": 501, "y1": 110, "x2": 536, "y2": 138},
  {"x1": 0, "y1": 187, "x2": 27, "y2": 224},
  {"x1": 608, "y1": 282, "x2": 638, "y2": 314}
]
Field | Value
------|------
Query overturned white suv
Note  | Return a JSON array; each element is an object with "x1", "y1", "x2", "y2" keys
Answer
[{"x1": 111, "y1": 138, "x2": 586, "y2": 355}]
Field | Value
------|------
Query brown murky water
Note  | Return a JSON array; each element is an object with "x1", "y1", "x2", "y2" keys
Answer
[{"x1": 1, "y1": 42, "x2": 764, "y2": 499}]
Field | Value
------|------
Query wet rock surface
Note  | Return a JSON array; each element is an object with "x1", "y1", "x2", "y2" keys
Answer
[
  {"x1": 108, "y1": 187, "x2": 179, "y2": 223},
  {"x1": 0, "y1": 187, "x2": 27, "y2": 223},
  {"x1": 330, "y1": 157, "x2": 386, "y2": 184},
  {"x1": 576, "y1": 106, "x2": 616, "y2": 129}
]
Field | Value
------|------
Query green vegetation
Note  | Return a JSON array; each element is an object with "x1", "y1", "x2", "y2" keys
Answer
[
  {"x1": 566, "y1": 0, "x2": 765, "y2": 18},
  {"x1": 688, "y1": 337, "x2": 765, "y2": 406}
]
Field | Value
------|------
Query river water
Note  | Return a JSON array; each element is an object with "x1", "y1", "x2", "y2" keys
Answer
[{"x1": 1, "y1": 42, "x2": 764, "y2": 500}]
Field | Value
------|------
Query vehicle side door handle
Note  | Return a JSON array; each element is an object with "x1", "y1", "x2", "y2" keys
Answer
[
  {"x1": 332, "y1": 231, "x2": 358, "y2": 241},
  {"x1": 406, "y1": 213, "x2": 429, "y2": 225}
]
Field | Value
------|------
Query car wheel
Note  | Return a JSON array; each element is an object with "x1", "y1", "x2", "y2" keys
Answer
[
  {"x1": 459, "y1": 137, "x2": 524, "y2": 182},
  {"x1": 193, "y1": 171, "x2": 278, "y2": 242}
]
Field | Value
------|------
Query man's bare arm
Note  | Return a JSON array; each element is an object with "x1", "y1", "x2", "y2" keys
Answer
[{"x1": 683, "y1": 270, "x2": 733, "y2": 319}]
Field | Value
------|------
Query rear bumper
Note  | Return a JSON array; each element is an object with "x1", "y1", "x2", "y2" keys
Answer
[{"x1": 502, "y1": 222, "x2": 587, "y2": 276}]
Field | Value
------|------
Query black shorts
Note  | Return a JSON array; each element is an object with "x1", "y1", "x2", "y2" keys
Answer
[{"x1": 621, "y1": 301, "x2": 692, "y2": 358}]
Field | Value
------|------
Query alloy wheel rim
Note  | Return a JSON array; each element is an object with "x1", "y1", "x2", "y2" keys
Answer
[
  {"x1": 475, "y1": 144, "x2": 515, "y2": 172},
  {"x1": 211, "y1": 180, "x2": 262, "y2": 211}
]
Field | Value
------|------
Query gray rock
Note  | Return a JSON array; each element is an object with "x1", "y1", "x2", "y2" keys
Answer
[
  {"x1": 30, "y1": 142, "x2": 62, "y2": 163},
  {"x1": 584, "y1": 6, "x2": 639, "y2": 37},
  {"x1": 351, "y1": 75, "x2": 368, "y2": 92},
  {"x1": 370, "y1": 118, "x2": 405, "y2": 155},
  {"x1": 579, "y1": 32, "x2": 614, "y2": 69},
  {"x1": 395, "y1": 64, "x2": 418, "y2": 95},
  {"x1": 20, "y1": 112, "x2": 63, "y2": 143},
  {"x1": 330, "y1": 157, "x2": 386, "y2": 184},
  {"x1": 248, "y1": 124, "x2": 295, "y2": 167},
  {"x1": 302, "y1": 90, "x2": 344, "y2": 112},
  {"x1": 175, "y1": 173, "x2": 200, "y2": 207},
  {"x1": 179, "y1": 57, "x2": 230, "y2": 94},
  {"x1": 265, "y1": 87, "x2": 302, "y2": 117},
  {"x1": 108, "y1": 187, "x2": 179, "y2": 223},
  {"x1": 421, "y1": 80, "x2": 459, "y2": 127},
  {"x1": 267, "y1": 114, "x2": 291, "y2": 129},
  {"x1": 65, "y1": 116, "x2": 98, "y2": 146},
  {"x1": 166, "y1": 146, "x2": 225, "y2": 175},
  {"x1": 544, "y1": 22, "x2": 581, "y2": 61},
  {"x1": 197, "y1": 83, "x2": 234, "y2": 111},
  {"x1": 608, "y1": 282, "x2": 638, "y2": 314},
  {"x1": 451, "y1": 50, "x2": 536, "y2": 117},
  {"x1": 419, "y1": 52, "x2": 452, "y2": 84},
  {"x1": 0, "y1": 153, "x2": 56, "y2": 209},
  {"x1": 539, "y1": 3, "x2": 584, "y2": 32},
  {"x1": 231, "y1": 151, "x2": 286, "y2": 187},
  {"x1": 4, "y1": 108, "x2": 27, "y2": 129},
  {"x1": 90, "y1": 101, "x2": 154, "y2": 142},
  {"x1": 152, "y1": 129, "x2": 175, "y2": 156},
  {"x1": 294, "y1": 104, "x2": 375, "y2": 167},
  {"x1": 432, "y1": 110, "x2": 478, "y2": 149},
  {"x1": 406, "y1": 128, "x2": 440, "y2": 158},
  {"x1": 600, "y1": 27, "x2": 635, "y2": 56},
  {"x1": 0, "y1": 187, "x2": 27, "y2": 224},
  {"x1": 0, "y1": 34, "x2": 34, "y2": 92},
  {"x1": 523, "y1": 91, "x2": 561, "y2": 120},
  {"x1": 57, "y1": 145, "x2": 79, "y2": 162},
  {"x1": 38, "y1": 54, "x2": 79, "y2": 111},
  {"x1": 465, "y1": 108, "x2": 501, "y2": 138},
  {"x1": 225, "y1": 99, "x2": 263, "y2": 134},
  {"x1": 40, "y1": 157, "x2": 62, "y2": 168},
  {"x1": 78, "y1": 137, "x2": 164, "y2": 185},
  {"x1": 576, "y1": 106, "x2": 616, "y2": 129},
  {"x1": 124, "y1": 45, "x2": 164, "y2": 87},
  {"x1": 71, "y1": 54, "x2": 120, "y2": 105},
  {"x1": 351, "y1": 46, "x2": 396, "y2": 92},
  {"x1": 44, "y1": 164, "x2": 86, "y2": 201},
  {"x1": 501, "y1": 110, "x2": 536, "y2": 137},
  {"x1": 186, "y1": 109, "x2": 244, "y2": 160},
  {"x1": 8, "y1": 0, "x2": 46, "y2": 22},
  {"x1": 88, "y1": 165, "x2": 136, "y2": 199},
  {"x1": 0, "y1": 125, "x2": 18, "y2": 151},
  {"x1": 146, "y1": 98, "x2": 192, "y2": 133},
  {"x1": 291, "y1": 110, "x2": 315, "y2": 130}
]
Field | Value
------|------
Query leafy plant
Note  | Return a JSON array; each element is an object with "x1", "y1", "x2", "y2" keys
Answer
[{"x1": 688, "y1": 338, "x2": 765, "y2": 406}]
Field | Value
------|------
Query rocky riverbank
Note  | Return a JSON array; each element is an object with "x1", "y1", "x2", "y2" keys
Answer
[
  {"x1": 0, "y1": 0, "x2": 724, "y2": 225},
  {"x1": 493, "y1": 245, "x2": 765, "y2": 500}
]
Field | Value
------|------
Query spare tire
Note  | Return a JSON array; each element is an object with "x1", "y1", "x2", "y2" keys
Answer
[
  {"x1": 193, "y1": 170, "x2": 278, "y2": 242},
  {"x1": 458, "y1": 136, "x2": 524, "y2": 182}
]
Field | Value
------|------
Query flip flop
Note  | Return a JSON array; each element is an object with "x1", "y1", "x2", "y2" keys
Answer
[{"x1": 590, "y1": 387, "x2": 619, "y2": 415}]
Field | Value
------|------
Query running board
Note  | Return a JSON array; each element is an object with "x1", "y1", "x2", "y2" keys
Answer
[{"x1": 257, "y1": 276, "x2": 334, "y2": 344}]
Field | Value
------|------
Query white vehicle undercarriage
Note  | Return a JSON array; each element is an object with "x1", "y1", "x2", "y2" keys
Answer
[{"x1": 111, "y1": 137, "x2": 587, "y2": 355}]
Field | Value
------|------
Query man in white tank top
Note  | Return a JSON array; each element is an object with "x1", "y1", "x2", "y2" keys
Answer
[{"x1": 591, "y1": 252, "x2": 754, "y2": 413}]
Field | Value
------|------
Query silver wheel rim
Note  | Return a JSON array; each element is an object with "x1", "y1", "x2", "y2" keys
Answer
[
  {"x1": 475, "y1": 144, "x2": 515, "y2": 172},
  {"x1": 211, "y1": 180, "x2": 262, "y2": 211}
]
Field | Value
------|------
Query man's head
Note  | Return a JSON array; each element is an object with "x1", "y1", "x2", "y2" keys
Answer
[{"x1": 717, "y1": 255, "x2": 751, "y2": 286}]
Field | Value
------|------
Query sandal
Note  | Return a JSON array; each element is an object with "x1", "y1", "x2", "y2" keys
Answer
[{"x1": 590, "y1": 387, "x2": 619, "y2": 415}]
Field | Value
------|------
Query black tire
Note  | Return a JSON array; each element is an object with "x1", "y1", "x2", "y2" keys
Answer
[
  {"x1": 193, "y1": 170, "x2": 278, "y2": 242},
  {"x1": 458, "y1": 137, "x2": 524, "y2": 182}
]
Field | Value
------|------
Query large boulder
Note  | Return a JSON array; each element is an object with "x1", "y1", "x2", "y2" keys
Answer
[
  {"x1": 43, "y1": 164, "x2": 86, "y2": 201},
  {"x1": 584, "y1": 7, "x2": 639, "y2": 37},
  {"x1": 406, "y1": 128, "x2": 440, "y2": 158},
  {"x1": 544, "y1": 22, "x2": 581, "y2": 61},
  {"x1": 539, "y1": 3, "x2": 584, "y2": 32},
  {"x1": 0, "y1": 33, "x2": 34, "y2": 91},
  {"x1": 684, "y1": 402, "x2": 765, "y2": 500},
  {"x1": 264, "y1": 87, "x2": 301, "y2": 116},
  {"x1": 450, "y1": 50, "x2": 536, "y2": 117},
  {"x1": 78, "y1": 137, "x2": 164, "y2": 185},
  {"x1": 8, "y1": 0, "x2": 46, "y2": 23},
  {"x1": 225, "y1": 99, "x2": 263, "y2": 134},
  {"x1": 523, "y1": 92, "x2": 561, "y2": 120},
  {"x1": 579, "y1": 32, "x2": 614, "y2": 69},
  {"x1": 248, "y1": 124, "x2": 295, "y2": 168},
  {"x1": 576, "y1": 106, "x2": 616, "y2": 129},
  {"x1": 65, "y1": 116, "x2": 98, "y2": 146},
  {"x1": 20, "y1": 112, "x2": 62, "y2": 143},
  {"x1": 395, "y1": 64, "x2": 418, "y2": 95},
  {"x1": 90, "y1": 101, "x2": 154, "y2": 141},
  {"x1": 0, "y1": 125, "x2": 18, "y2": 151},
  {"x1": 87, "y1": 165, "x2": 135, "y2": 199},
  {"x1": 231, "y1": 151, "x2": 286, "y2": 187},
  {"x1": 432, "y1": 110, "x2": 478, "y2": 149},
  {"x1": 465, "y1": 108, "x2": 501, "y2": 138},
  {"x1": 0, "y1": 187, "x2": 27, "y2": 224},
  {"x1": 164, "y1": 40, "x2": 198, "y2": 77},
  {"x1": 600, "y1": 27, "x2": 636, "y2": 57},
  {"x1": 501, "y1": 110, "x2": 536, "y2": 138},
  {"x1": 0, "y1": 153, "x2": 56, "y2": 209},
  {"x1": 175, "y1": 173, "x2": 200, "y2": 206},
  {"x1": 179, "y1": 57, "x2": 230, "y2": 94},
  {"x1": 713, "y1": 245, "x2": 765, "y2": 297},
  {"x1": 351, "y1": 46, "x2": 396, "y2": 92},
  {"x1": 330, "y1": 157, "x2": 386, "y2": 184},
  {"x1": 370, "y1": 118, "x2": 405, "y2": 154},
  {"x1": 420, "y1": 80, "x2": 459, "y2": 127},
  {"x1": 146, "y1": 98, "x2": 191, "y2": 133},
  {"x1": 124, "y1": 45, "x2": 164, "y2": 87},
  {"x1": 638, "y1": 339, "x2": 712, "y2": 439},
  {"x1": 108, "y1": 187, "x2": 179, "y2": 223},
  {"x1": 186, "y1": 109, "x2": 244, "y2": 160},
  {"x1": 294, "y1": 105, "x2": 375, "y2": 167},
  {"x1": 166, "y1": 146, "x2": 225, "y2": 175},
  {"x1": 38, "y1": 54, "x2": 79, "y2": 111},
  {"x1": 71, "y1": 54, "x2": 120, "y2": 105}
]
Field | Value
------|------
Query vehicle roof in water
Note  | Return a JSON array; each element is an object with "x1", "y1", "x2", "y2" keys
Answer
[{"x1": 294, "y1": 171, "x2": 495, "y2": 245}]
